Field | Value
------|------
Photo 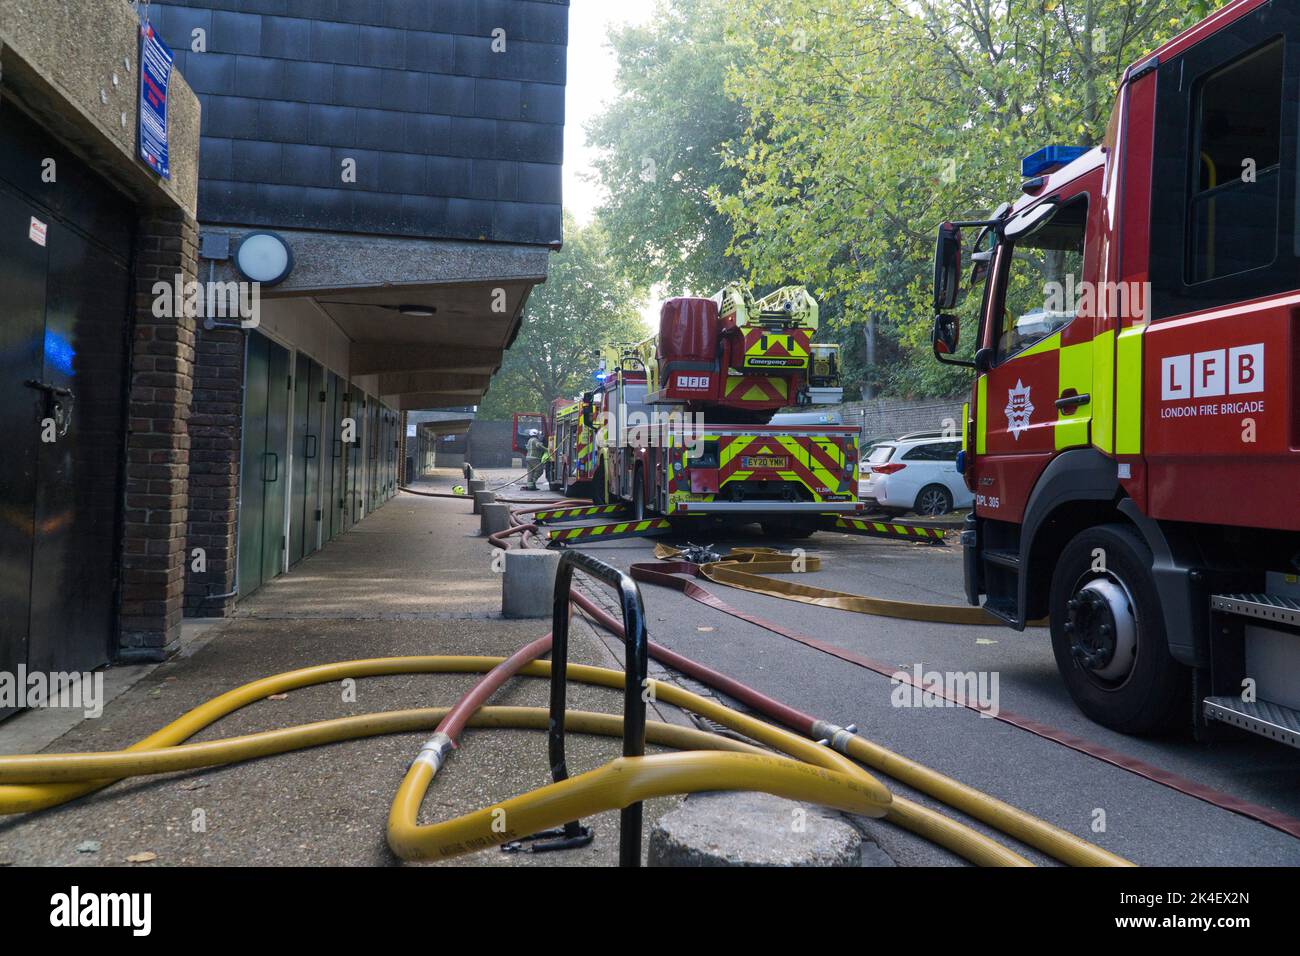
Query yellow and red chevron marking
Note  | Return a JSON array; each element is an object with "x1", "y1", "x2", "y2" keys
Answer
[
  {"x1": 722, "y1": 376, "x2": 789, "y2": 404},
  {"x1": 574, "y1": 430, "x2": 598, "y2": 479},
  {"x1": 833, "y1": 516, "x2": 948, "y2": 543},
  {"x1": 740, "y1": 328, "x2": 810, "y2": 370},
  {"x1": 719, "y1": 434, "x2": 830, "y2": 496},
  {"x1": 533, "y1": 504, "x2": 627, "y2": 523},
  {"x1": 548, "y1": 518, "x2": 673, "y2": 542}
]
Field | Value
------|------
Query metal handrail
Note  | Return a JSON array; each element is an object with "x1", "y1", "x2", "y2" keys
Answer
[{"x1": 549, "y1": 549, "x2": 649, "y2": 867}]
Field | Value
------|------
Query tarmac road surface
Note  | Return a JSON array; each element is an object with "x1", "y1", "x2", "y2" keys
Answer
[{"x1": 564, "y1": 518, "x2": 1300, "y2": 867}]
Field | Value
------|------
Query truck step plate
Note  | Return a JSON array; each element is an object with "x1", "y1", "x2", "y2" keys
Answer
[
  {"x1": 1203, "y1": 696, "x2": 1300, "y2": 749},
  {"x1": 546, "y1": 518, "x2": 673, "y2": 544},
  {"x1": 1210, "y1": 593, "x2": 1300, "y2": 629},
  {"x1": 832, "y1": 516, "x2": 948, "y2": 543},
  {"x1": 532, "y1": 504, "x2": 629, "y2": 523}
]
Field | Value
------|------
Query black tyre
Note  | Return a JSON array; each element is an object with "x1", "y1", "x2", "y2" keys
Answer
[
  {"x1": 590, "y1": 465, "x2": 607, "y2": 504},
  {"x1": 913, "y1": 484, "x2": 954, "y2": 517},
  {"x1": 1048, "y1": 523, "x2": 1188, "y2": 734}
]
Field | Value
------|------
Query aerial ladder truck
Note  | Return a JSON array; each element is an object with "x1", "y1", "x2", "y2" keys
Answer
[{"x1": 551, "y1": 283, "x2": 862, "y2": 536}]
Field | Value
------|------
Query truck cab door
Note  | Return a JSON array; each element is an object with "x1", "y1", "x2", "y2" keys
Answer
[
  {"x1": 1141, "y1": 8, "x2": 1300, "y2": 529},
  {"x1": 975, "y1": 186, "x2": 1097, "y2": 522}
]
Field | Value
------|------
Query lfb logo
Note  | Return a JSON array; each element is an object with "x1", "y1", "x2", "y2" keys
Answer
[
  {"x1": 674, "y1": 374, "x2": 711, "y2": 391},
  {"x1": 1161, "y1": 344, "x2": 1263, "y2": 401},
  {"x1": 1004, "y1": 380, "x2": 1034, "y2": 440}
]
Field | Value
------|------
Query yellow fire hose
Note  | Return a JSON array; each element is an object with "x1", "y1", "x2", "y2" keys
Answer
[
  {"x1": 653, "y1": 544, "x2": 1047, "y2": 626},
  {"x1": 0, "y1": 655, "x2": 1129, "y2": 866}
]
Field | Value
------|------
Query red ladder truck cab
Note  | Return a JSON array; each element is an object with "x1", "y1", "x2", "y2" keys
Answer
[{"x1": 931, "y1": 0, "x2": 1300, "y2": 744}]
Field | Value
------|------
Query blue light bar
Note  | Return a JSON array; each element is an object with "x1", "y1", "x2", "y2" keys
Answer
[{"x1": 1021, "y1": 145, "x2": 1090, "y2": 178}]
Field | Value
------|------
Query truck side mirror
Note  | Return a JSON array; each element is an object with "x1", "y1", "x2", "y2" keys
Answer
[
  {"x1": 933, "y1": 222, "x2": 962, "y2": 312},
  {"x1": 932, "y1": 313, "x2": 960, "y2": 355}
]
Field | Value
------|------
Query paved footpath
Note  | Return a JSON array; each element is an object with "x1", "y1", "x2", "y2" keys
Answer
[{"x1": 0, "y1": 471, "x2": 681, "y2": 867}]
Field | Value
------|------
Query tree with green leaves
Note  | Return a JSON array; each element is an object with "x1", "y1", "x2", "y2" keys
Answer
[
  {"x1": 586, "y1": 0, "x2": 746, "y2": 296},
  {"x1": 714, "y1": 0, "x2": 1208, "y2": 397},
  {"x1": 477, "y1": 216, "x2": 647, "y2": 420}
]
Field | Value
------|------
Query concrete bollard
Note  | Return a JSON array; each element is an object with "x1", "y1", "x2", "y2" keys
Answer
[
  {"x1": 466, "y1": 479, "x2": 486, "y2": 511},
  {"x1": 648, "y1": 791, "x2": 888, "y2": 867},
  {"x1": 480, "y1": 502, "x2": 511, "y2": 537},
  {"x1": 473, "y1": 489, "x2": 495, "y2": 515},
  {"x1": 502, "y1": 549, "x2": 561, "y2": 619}
]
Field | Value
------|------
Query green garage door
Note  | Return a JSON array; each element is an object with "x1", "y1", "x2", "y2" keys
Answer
[
  {"x1": 328, "y1": 371, "x2": 349, "y2": 538},
  {"x1": 289, "y1": 352, "x2": 325, "y2": 567},
  {"x1": 238, "y1": 331, "x2": 290, "y2": 599}
]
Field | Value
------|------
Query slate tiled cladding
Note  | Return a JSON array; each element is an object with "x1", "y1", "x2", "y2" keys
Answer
[{"x1": 152, "y1": 0, "x2": 566, "y2": 246}]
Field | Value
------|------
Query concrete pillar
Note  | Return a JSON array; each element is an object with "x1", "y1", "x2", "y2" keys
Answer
[
  {"x1": 480, "y1": 502, "x2": 511, "y2": 536},
  {"x1": 502, "y1": 549, "x2": 560, "y2": 618},
  {"x1": 473, "y1": 489, "x2": 494, "y2": 515}
]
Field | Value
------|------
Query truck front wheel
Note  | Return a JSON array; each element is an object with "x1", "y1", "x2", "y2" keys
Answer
[{"x1": 1048, "y1": 523, "x2": 1188, "y2": 735}]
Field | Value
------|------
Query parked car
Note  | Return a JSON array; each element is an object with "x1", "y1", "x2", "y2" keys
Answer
[{"x1": 859, "y1": 436, "x2": 972, "y2": 516}]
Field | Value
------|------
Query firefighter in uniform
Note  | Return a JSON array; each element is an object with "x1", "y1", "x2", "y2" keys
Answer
[{"x1": 524, "y1": 430, "x2": 546, "y2": 491}]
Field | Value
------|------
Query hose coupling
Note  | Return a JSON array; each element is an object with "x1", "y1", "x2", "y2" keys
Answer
[
  {"x1": 810, "y1": 720, "x2": 859, "y2": 755},
  {"x1": 411, "y1": 732, "x2": 454, "y2": 774}
]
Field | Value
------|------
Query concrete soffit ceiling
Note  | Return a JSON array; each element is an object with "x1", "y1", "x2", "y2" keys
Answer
[{"x1": 202, "y1": 226, "x2": 550, "y2": 410}]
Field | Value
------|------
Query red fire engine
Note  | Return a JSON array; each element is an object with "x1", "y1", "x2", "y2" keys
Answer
[
  {"x1": 549, "y1": 284, "x2": 861, "y2": 534},
  {"x1": 931, "y1": 0, "x2": 1300, "y2": 743}
]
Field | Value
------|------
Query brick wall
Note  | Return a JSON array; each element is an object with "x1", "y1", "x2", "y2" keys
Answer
[
  {"x1": 118, "y1": 208, "x2": 199, "y2": 661},
  {"x1": 184, "y1": 322, "x2": 245, "y2": 618},
  {"x1": 466, "y1": 420, "x2": 514, "y2": 468},
  {"x1": 833, "y1": 396, "x2": 966, "y2": 443}
]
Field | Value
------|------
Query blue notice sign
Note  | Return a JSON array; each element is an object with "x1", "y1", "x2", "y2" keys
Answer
[{"x1": 139, "y1": 24, "x2": 174, "y2": 180}]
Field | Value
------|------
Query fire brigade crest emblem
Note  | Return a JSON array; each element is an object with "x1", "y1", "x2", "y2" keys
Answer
[{"x1": 1004, "y1": 380, "x2": 1034, "y2": 440}]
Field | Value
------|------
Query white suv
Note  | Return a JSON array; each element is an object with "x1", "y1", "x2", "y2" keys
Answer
[{"x1": 859, "y1": 436, "x2": 973, "y2": 516}]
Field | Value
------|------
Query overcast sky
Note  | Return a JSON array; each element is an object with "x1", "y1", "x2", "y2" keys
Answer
[{"x1": 563, "y1": 0, "x2": 659, "y2": 224}]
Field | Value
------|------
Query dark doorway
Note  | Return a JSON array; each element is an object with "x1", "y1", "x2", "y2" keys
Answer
[{"x1": 0, "y1": 101, "x2": 133, "y2": 711}]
